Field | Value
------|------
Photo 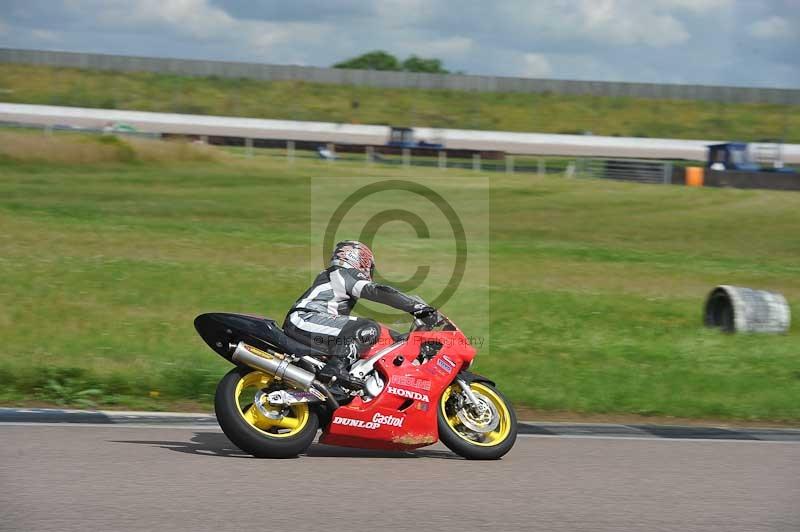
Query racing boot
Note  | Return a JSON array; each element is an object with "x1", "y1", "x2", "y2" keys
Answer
[{"x1": 318, "y1": 356, "x2": 364, "y2": 392}]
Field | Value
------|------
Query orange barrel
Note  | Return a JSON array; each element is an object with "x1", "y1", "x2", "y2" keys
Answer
[{"x1": 685, "y1": 166, "x2": 704, "y2": 187}]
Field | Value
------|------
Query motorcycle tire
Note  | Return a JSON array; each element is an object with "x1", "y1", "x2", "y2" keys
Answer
[
  {"x1": 215, "y1": 366, "x2": 319, "y2": 458},
  {"x1": 437, "y1": 381, "x2": 517, "y2": 460}
]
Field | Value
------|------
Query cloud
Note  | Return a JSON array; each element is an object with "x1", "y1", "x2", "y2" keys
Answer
[
  {"x1": 63, "y1": 0, "x2": 237, "y2": 39},
  {"x1": 30, "y1": 29, "x2": 60, "y2": 42},
  {"x1": 749, "y1": 16, "x2": 795, "y2": 40},
  {"x1": 62, "y1": 0, "x2": 331, "y2": 54},
  {"x1": 454, "y1": 1, "x2": 692, "y2": 53},
  {"x1": 402, "y1": 36, "x2": 473, "y2": 58},
  {"x1": 372, "y1": 0, "x2": 432, "y2": 26},
  {"x1": 651, "y1": 0, "x2": 733, "y2": 12},
  {"x1": 1, "y1": 0, "x2": 797, "y2": 88},
  {"x1": 581, "y1": 1, "x2": 689, "y2": 47},
  {"x1": 520, "y1": 53, "x2": 552, "y2": 78},
  {"x1": 213, "y1": 0, "x2": 371, "y2": 23}
]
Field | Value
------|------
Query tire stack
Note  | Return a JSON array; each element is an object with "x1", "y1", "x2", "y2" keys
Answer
[{"x1": 704, "y1": 285, "x2": 791, "y2": 333}]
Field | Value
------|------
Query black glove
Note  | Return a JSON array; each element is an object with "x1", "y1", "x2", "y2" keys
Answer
[{"x1": 412, "y1": 304, "x2": 439, "y2": 328}]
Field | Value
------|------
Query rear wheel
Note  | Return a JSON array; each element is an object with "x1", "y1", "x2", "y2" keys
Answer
[
  {"x1": 437, "y1": 381, "x2": 517, "y2": 460},
  {"x1": 215, "y1": 366, "x2": 318, "y2": 458}
]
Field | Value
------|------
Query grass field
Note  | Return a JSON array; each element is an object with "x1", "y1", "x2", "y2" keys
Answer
[
  {"x1": 1, "y1": 131, "x2": 799, "y2": 421},
  {"x1": 1, "y1": 64, "x2": 798, "y2": 142}
]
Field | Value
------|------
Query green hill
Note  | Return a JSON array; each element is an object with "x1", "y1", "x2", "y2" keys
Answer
[{"x1": 1, "y1": 64, "x2": 798, "y2": 142}]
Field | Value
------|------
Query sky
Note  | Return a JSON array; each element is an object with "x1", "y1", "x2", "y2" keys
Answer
[{"x1": 1, "y1": 0, "x2": 798, "y2": 88}]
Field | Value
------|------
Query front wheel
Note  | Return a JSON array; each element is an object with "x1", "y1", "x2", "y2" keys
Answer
[
  {"x1": 438, "y1": 381, "x2": 517, "y2": 460},
  {"x1": 215, "y1": 366, "x2": 319, "y2": 458}
]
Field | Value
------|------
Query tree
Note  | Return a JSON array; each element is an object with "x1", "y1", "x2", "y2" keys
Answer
[
  {"x1": 333, "y1": 51, "x2": 450, "y2": 73},
  {"x1": 401, "y1": 55, "x2": 448, "y2": 74},
  {"x1": 333, "y1": 51, "x2": 400, "y2": 71}
]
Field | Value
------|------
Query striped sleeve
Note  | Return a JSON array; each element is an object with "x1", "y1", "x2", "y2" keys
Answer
[{"x1": 339, "y1": 268, "x2": 370, "y2": 298}]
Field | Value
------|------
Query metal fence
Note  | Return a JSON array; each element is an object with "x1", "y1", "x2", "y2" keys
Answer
[
  {"x1": 2, "y1": 48, "x2": 798, "y2": 105},
  {"x1": 253, "y1": 141, "x2": 572, "y2": 176},
  {"x1": 581, "y1": 159, "x2": 674, "y2": 184}
]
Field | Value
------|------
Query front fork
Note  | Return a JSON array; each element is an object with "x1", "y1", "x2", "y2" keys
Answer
[{"x1": 456, "y1": 378, "x2": 489, "y2": 415}]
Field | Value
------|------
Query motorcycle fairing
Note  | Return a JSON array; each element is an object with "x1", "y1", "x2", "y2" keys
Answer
[
  {"x1": 194, "y1": 312, "x2": 328, "y2": 361},
  {"x1": 320, "y1": 328, "x2": 476, "y2": 450},
  {"x1": 454, "y1": 370, "x2": 495, "y2": 387}
]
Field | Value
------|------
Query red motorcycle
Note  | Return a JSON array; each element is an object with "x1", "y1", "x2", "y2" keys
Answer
[{"x1": 194, "y1": 306, "x2": 517, "y2": 459}]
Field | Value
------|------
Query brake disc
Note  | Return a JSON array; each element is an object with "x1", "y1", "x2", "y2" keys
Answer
[{"x1": 456, "y1": 393, "x2": 500, "y2": 433}]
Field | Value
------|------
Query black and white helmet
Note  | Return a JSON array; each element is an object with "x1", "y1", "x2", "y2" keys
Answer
[{"x1": 330, "y1": 241, "x2": 375, "y2": 280}]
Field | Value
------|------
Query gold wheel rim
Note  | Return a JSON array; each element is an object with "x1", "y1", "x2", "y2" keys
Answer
[
  {"x1": 234, "y1": 371, "x2": 310, "y2": 438},
  {"x1": 441, "y1": 382, "x2": 512, "y2": 447}
]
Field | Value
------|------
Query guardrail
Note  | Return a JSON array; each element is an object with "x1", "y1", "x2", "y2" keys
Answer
[{"x1": 2, "y1": 48, "x2": 798, "y2": 105}]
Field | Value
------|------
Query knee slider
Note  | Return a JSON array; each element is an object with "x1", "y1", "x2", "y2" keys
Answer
[
  {"x1": 355, "y1": 321, "x2": 380, "y2": 348},
  {"x1": 341, "y1": 320, "x2": 379, "y2": 354}
]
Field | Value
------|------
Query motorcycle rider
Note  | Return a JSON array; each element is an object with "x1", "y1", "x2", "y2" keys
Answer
[{"x1": 283, "y1": 240, "x2": 438, "y2": 389}]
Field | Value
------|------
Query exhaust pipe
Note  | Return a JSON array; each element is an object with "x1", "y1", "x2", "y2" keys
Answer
[
  {"x1": 230, "y1": 341, "x2": 339, "y2": 409},
  {"x1": 231, "y1": 341, "x2": 316, "y2": 389}
]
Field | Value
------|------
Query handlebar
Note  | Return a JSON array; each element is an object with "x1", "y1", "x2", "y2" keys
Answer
[
  {"x1": 406, "y1": 295, "x2": 455, "y2": 332},
  {"x1": 409, "y1": 311, "x2": 450, "y2": 333}
]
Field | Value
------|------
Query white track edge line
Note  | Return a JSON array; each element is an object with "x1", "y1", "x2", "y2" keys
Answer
[{"x1": 3, "y1": 422, "x2": 799, "y2": 444}]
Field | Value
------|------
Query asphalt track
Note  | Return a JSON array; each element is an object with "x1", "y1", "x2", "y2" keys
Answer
[{"x1": 1, "y1": 424, "x2": 798, "y2": 532}]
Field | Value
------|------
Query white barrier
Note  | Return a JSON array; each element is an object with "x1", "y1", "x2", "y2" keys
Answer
[{"x1": 2, "y1": 103, "x2": 799, "y2": 162}]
